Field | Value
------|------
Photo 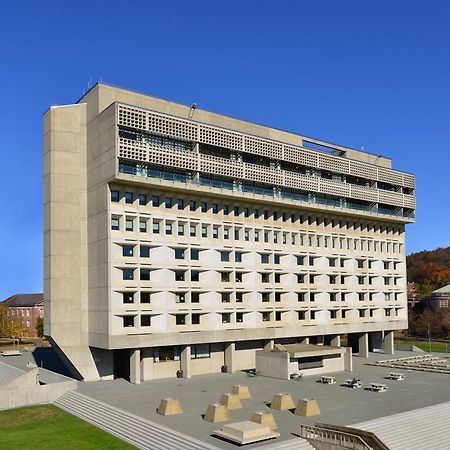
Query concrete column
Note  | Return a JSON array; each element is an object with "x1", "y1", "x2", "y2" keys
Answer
[
  {"x1": 140, "y1": 348, "x2": 154, "y2": 381},
  {"x1": 383, "y1": 331, "x2": 395, "y2": 355},
  {"x1": 344, "y1": 347, "x2": 353, "y2": 372},
  {"x1": 180, "y1": 345, "x2": 191, "y2": 378},
  {"x1": 130, "y1": 349, "x2": 141, "y2": 384},
  {"x1": 298, "y1": 337, "x2": 309, "y2": 345},
  {"x1": 224, "y1": 342, "x2": 235, "y2": 373},
  {"x1": 330, "y1": 335, "x2": 341, "y2": 347},
  {"x1": 358, "y1": 333, "x2": 369, "y2": 358},
  {"x1": 264, "y1": 339, "x2": 274, "y2": 351}
]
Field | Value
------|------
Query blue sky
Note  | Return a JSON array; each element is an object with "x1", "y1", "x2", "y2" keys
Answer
[{"x1": 1, "y1": 0, "x2": 449, "y2": 299}]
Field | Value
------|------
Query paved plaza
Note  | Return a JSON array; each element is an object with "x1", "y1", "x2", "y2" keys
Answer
[{"x1": 74, "y1": 351, "x2": 450, "y2": 449}]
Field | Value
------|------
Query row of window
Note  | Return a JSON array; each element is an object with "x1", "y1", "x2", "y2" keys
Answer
[
  {"x1": 112, "y1": 216, "x2": 404, "y2": 254},
  {"x1": 120, "y1": 307, "x2": 403, "y2": 328},
  {"x1": 110, "y1": 189, "x2": 404, "y2": 235},
  {"x1": 120, "y1": 290, "x2": 402, "y2": 304}
]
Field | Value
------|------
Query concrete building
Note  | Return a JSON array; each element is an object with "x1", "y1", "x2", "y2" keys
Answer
[
  {"x1": 2, "y1": 293, "x2": 43, "y2": 338},
  {"x1": 44, "y1": 83, "x2": 415, "y2": 382}
]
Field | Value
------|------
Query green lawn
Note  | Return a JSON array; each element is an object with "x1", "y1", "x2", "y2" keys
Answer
[
  {"x1": 397, "y1": 340, "x2": 450, "y2": 353},
  {"x1": 0, "y1": 404, "x2": 135, "y2": 450}
]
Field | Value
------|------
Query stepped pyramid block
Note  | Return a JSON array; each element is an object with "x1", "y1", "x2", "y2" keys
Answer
[
  {"x1": 204, "y1": 403, "x2": 230, "y2": 423},
  {"x1": 157, "y1": 398, "x2": 183, "y2": 416},
  {"x1": 250, "y1": 411, "x2": 278, "y2": 430},
  {"x1": 270, "y1": 393, "x2": 295, "y2": 411},
  {"x1": 232, "y1": 384, "x2": 251, "y2": 400},
  {"x1": 220, "y1": 393, "x2": 243, "y2": 410},
  {"x1": 213, "y1": 421, "x2": 280, "y2": 445},
  {"x1": 294, "y1": 398, "x2": 321, "y2": 417}
]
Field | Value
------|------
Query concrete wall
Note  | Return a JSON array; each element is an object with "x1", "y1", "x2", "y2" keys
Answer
[{"x1": 255, "y1": 351, "x2": 290, "y2": 379}]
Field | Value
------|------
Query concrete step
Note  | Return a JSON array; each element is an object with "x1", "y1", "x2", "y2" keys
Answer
[
  {"x1": 0, "y1": 361, "x2": 25, "y2": 385},
  {"x1": 260, "y1": 437, "x2": 315, "y2": 450},
  {"x1": 54, "y1": 390, "x2": 218, "y2": 450}
]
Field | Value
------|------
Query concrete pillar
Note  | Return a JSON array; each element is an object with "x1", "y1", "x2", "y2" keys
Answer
[
  {"x1": 141, "y1": 348, "x2": 154, "y2": 381},
  {"x1": 298, "y1": 337, "x2": 309, "y2": 345},
  {"x1": 130, "y1": 348, "x2": 141, "y2": 384},
  {"x1": 330, "y1": 335, "x2": 341, "y2": 347},
  {"x1": 264, "y1": 339, "x2": 274, "y2": 351},
  {"x1": 224, "y1": 342, "x2": 235, "y2": 373},
  {"x1": 316, "y1": 335, "x2": 324, "y2": 345},
  {"x1": 180, "y1": 345, "x2": 191, "y2": 378},
  {"x1": 358, "y1": 333, "x2": 369, "y2": 358},
  {"x1": 344, "y1": 347, "x2": 353, "y2": 372},
  {"x1": 383, "y1": 331, "x2": 395, "y2": 355}
]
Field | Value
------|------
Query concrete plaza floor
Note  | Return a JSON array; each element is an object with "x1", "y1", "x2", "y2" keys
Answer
[{"x1": 76, "y1": 351, "x2": 450, "y2": 449}]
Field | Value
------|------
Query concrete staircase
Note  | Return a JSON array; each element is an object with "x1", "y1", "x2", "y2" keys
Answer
[
  {"x1": 0, "y1": 361, "x2": 25, "y2": 385},
  {"x1": 261, "y1": 437, "x2": 315, "y2": 449},
  {"x1": 54, "y1": 390, "x2": 219, "y2": 450}
]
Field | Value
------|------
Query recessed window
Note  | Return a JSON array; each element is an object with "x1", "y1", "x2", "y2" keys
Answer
[
  {"x1": 175, "y1": 248, "x2": 185, "y2": 259},
  {"x1": 330, "y1": 310, "x2": 337, "y2": 319},
  {"x1": 139, "y1": 220, "x2": 147, "y2": 232},
  {"x1": 359, "y1": 309, "x2": 365, "y2": 318},
  {"x1": 175, "y1": 292, "x2": 186, "y2": 303},
  {"x1": 329, "y1": 275, "x2": 336, "y2": 284},
  {"x1": 152, "y1": 222, "x2": 160, "y2": 234},
  {"x1": 236, "y1": 292, "x2": 243, "y2": 302},
  {"x1": 191, "y1": 314, "x2": 200, "y2": 325},
  {"x1": 125, "y1": 219, "x2": 133, "y2": 232},
  {"x1": 298, "y1": 311, "x2": 305, "y2": 320},
  {"x1": 261, "y1": 253, "x2": 269, "y2": 264},
  {"x1": 165, "y1": 223, "x2": 173, "y2": 235},
  {"x1": 223, "y1": 205, "x2": 229, "y2": 215},
  {"x1": 222, "y1": 313, "x2": 231, "y2": 323},
  {"x1": 244, "y1": 230, "x2": 249, "y2": 241},
  {"x1": 296, "y1": 255, "x2": 305, "y2": 265},
  {"x1": 139, "y1": 194, "x2": 147, "y2": 206},
  {"x1": 191, "y1": 292, "x2": 200, "y2": 303},
  {"x1": 191, "y1": 270, "x2": 200, "y2": 282},
  {"x1": 178, "y1": 224, "x2": 185, "y2": 236},
  {"x1": 328, "y1": 257, "x2": 336, "y2": 267},
  {"x1": 254, "y1": 231, "x2": 259, "y2": 242},
  {"x1": 253, "y1": 209, "x2": 259, "y2": 218},
  {"x1": 123, "y1": 316, "x2": 134, "y2": 327},
  {"x1": 243, "y1": 208, "x2": 249, "y2": 218},
  {"x1": 111, "y1": 190, "x2": 120, "y2": 202},
  {"x1": 122, "y1": 245, "x2": 134, "y2": 257},
  {"x1": 262, "y1": 312, "x2": 271, "y2": 322},
  {"x1": 235, "y1": 272, "x2": 243, "y2": 283},
  {"x1": 275, "y1": 292, "x2": 281, "y2": 302},
  {"x1": 383, "y1": 261, "x2": 390, "y2": 270},
  {"x1": 141, "y1": 315, "x2": 151, "y2": 327},
  {"x1": 297, "y1": 274, "x2": 305, "y2": 284},
  {"x1": 236, "y1": 312, "x2": 243, "y2": 323},
  {"x1": 176, "y1": 315, "x2": 186, "y2": 325},
  {"x1": 330, "y1": 293, "x2": 337, "y2": 302},
  {"x1": 175, "y1": 271, "x2": 185, "y2": 281},
  {"x1": 224, "y1": 228, "x2": 229, "y2": 239},
  {"x1": 220, "y1": 251, "x2": 230, "y2": 262},
  {"x1": 262, "y1": 292, "x2": 270, "y2": 302},
  {"x1": 310, "y1": 310, "x2": 316, "y2": 320},
  {"x1": 111, "y1": 218, "x2": 120, "y2": 231},
  {"x1": 140, "y1": 268, "x2": 150, "y2": 281},
  {"x1": 221, "y1": 272, "x2": 230, "y2": 282},
  {"x1": 122, "y1": 292, "x2": 134, "y2": 304},
  {"x1": 274, "y1": 273, "x2": 281, "y2": 283},
  {"x1": 275, "y1": 311, "x2": 282, "y2": 321},
  {"x1": 152, "y1": 195, "x2": 160, "y2": 207},
  {"x1": 125, "y1": 192, "x2": 133, "y2": 204},
  {"x1": 212, "y1": 226, "x2": 219, "y2": 239},
  {"x1": 274, "y1": 254, "x2": 281, "y2": 264},
  {"x1": 140, "y1": 292, "x2": 151, "y2": 303},
  {"x1": 189, "y1": 225, "x2": 196, "y2": 237},
  {"x1": 201, "y1": 226, "x2": 208, "y2": 238},
  {"x1": 122, "y1": 268, "x2": 134, "y2": 280},
  {"x1": 234, "y1": 206, "x2": 239, "y2": 216},
  {"x1": 309, "y1": 256, "x2": 315, "y2": 266},
  {"x1": 357, "y1": 259, "x2": 364, "y2": 269},
  {"x1": 235, "y1": 252, "x2": 242, "y2": 263},
  {"x1": 212, "y1": 203, "x2": 219, "y2": 214},
  {"x1": 221, "y1": 292, "x2": 231, "y2": 302},
  {"x1": 177, "y1": 199, "x2": 184, "y2": 210},
  {"x1": 261, "y1": 273, "x2": 270, "y2": 283},
  {"x1": 358, "y1": 292, "x2": 365, "y2": 301},
  {"x1": 189, "y1": 200, "x2": 196, "y2": 211},
  {"x1": 201, "y1": 202, "x2": 207, "y2": 213},
  {"x1": 190, "y1": 249, "x2": 199, "y2": 260},
  {"x1": 165, "y1": 197, "x2": 173, "y2": 208}
]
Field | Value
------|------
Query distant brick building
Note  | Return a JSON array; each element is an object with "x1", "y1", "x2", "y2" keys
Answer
[
  {"x1": 427, "y1": 284, "x2": 450, "y2": 310},
  {"x1": 2, "y1": 293, "x2": 43, "y2": 337}
]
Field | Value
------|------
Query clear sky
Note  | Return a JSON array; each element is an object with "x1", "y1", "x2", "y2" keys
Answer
[{"x1": 1, "y1": 0, "x2": 449, "y2": 299}]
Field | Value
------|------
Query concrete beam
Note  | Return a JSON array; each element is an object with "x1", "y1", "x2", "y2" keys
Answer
[
  {"x1": 383, "y1": 330, "x2": 395, "y2": 355},
  {"x1": 180, "y1": 345, "x2": 191, "y2": 378},
  {"x1": 130, "y1": 348, "x2": 141, "y2": 384},
  {"x1": 358, "y1": 333, "x2": 369, "y2": 358}
]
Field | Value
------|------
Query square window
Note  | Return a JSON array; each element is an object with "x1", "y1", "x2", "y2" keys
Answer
[
  {"x1": 262, "y1": 292, "x2": 270, "y2": 302},
  {"x1": 139, "y1": 194, "x2": 147, "y2": 206},
  {"x1": 221, "y1": 272, "x2": 230, "y2": 282},
  {"x1": 122, "y1": 245, "x2": 134, "y2": 257},
  {"x1": 125, "y1": 219, "x2": 133, "y2": 231},
  {"x1": 221, "y1": 292, "x2": 230, "y2": 302},
  {"x1": 139, "y1": 220, "x2": 147, "y2": 232},
  {"x1": 141, "y1": 315, "x2": 151, "y2": 327},
  {"x1": 191, "y1": 270, "x2": 200, "y2": 282},
  {"x1": 111, "y1": 218, "x2": 120, "y2": 231},
  {"x1": 140, "y1": 246, "x2": 150, "y2": 258},
  {"x1": 222, "y1": 313, "x2": 231, "y2": 323},
  {"x1": 175, "y1": 292, "x2": 186, "y2": 303},
  {"x1": 152, "y1": 195, "x2": 160, "y2": 207},
  {"x1": 140, "y1": 292, "x2": 151, "y2": 303},
  {"x1": 175, "y1": 271, "x2": 185, "y2": 281},
  {"x1": 111, "y1": 190, "x2": 120, "y2": 202},
  {"x1": 190, "y1": 249, "x2": 199, "y2": 260},
  {"x1": 125, "y1": 192, "x2": 133, "y2": 204},
  {"x1": 261, "y1": 273, "x2": 269, "y2": 283},
  {"x1": 176, "y1": 315, "x2": 186, "y2": 325},
  {"x1": 297, "y1": 274, "x2": 305, "y2": 283},
  {"x1": 191, "y1": 292, "x2": 200, "y2": 303},
  {"x1": 140, "y1": 268, "x2": 150, "y2": 281},
  {"x1": 123, "y1": 316, "x2": 134, "y2": 327},
  {"x1": 122, "y1": 268, "x2": 134, "y2": 280},
  {"x1": 220, "y1": 251, "x2": 230, "y2": 262},
  {"x1": 298, "y1": 311, "x2": 305, "y2": 320},
  {"x1": 192, "y1": 314, "x2": 200, "y2": 325},
  {"x1": 175, "y1": 248, "x2": 185, "y2": 259},
  {"x1": 296, "y1": 255, "x2": 305, "y2": 265},
  {"x1": 122, "y1": 292, "x2": 134, "y2": 304},
  {"x1": 262, "y1": 312, "x2": 271, "y2": 322}
]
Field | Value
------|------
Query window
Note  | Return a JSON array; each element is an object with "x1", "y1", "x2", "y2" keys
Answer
[
  {"x1": 165, "y1": 197, "x2": 173, "y2": 208},
  {"x1": 359, "y1": 309, "x2": 365, "y2": 318},
  {"x1": 309, "y1": 274, "x2": 315, "y2": 284},
  {"x1": 201, "y1": 201, "x2": 207, "y2": 212},
  {"x1": 297, "y1": 292, "x2": 305, "y2": 302},
  {"x1": 328, "y1": 257, "x2": 336, "y2": 267},
  {"x1": 190, "y1": 248, "x2": 199, "y2": 260},
  {"x1": 236, "y1": 292, "x2": 243, "y2": 302},
  {"x1": 274, "y1": 254, "x2": 281, "y2": 265},
  {"x1": 261, "y1": 273, "x2": 270, "y2": 283},
  {"x1": 253, "y1": 208, "x2": 259, "y2": 218},
  {"x1": 212, "y1": 203, "x2": 219, "y2": 214},
  {"x1": 201, "y1": 226, "x2": 208, "y2": 238},
  {"x1": 234, "y1": 229, "x2": 240, "y2": 240},
  {"x1": 263, "y1": 210, "x2": 269, "y2": 220},
  {"x1": 141, "y1": 292, "x2": 151, "y2": 303},
  {"x1": 222, "y1": 313, "x2": 231, "y2": 324},
  {"x1": 261, "y1": 253, "x2": 269, "y2": 264},
  {"x1": 175, "y1": 271, "x2": 185, "y2": 281},
  {"x1": 111, "y1": 218, "x2": 119, "y2": 231},
  {"x1": 192, "y1": 314, "x2": 200, "y2": 325},
  {"x1": 243, "y1": 207, "x2": 249, "y2": 218},
  {"x1": 122, "y1": 292, "x2": 134, "y2": 304},
  {"x1": 189, "y1": 200, "x2": 196, "y2": 211},
  {"x1": 224, "y1": 228, "x2": 229, "y2": 239},
  {"x1": 385, "y1": 308, "x2": 391, "y2": 317},
  {"x1": 330, "y1": 292, "x2": 337, "y2": 302},
  {"x1": 141, "y1": 315, "x2": 151, "y2": 327},
  {"x1": 262, "y1": 312, "x2": 271, "y2": 322},
  {"x1": 139, "y1": 194, "x2": 147, "y2": 206},
  {"x1": 384, "y1": 277, "x2": 390, "y2": 285},
  {"x1": 358, "y1": 276, "x2": 365, "y2": 285},
  {"x1": 383, "y1": 261, "x2": 390, "y2": 270},
  {"x1": 275, "y1": 292, "x2": 281, "y2": 302},
  {"x1": 221, "y1": 272, "x2": 230, "y2": 282},
  {"x1": 220, "y1": 251, "x2": 230, "y2": 262},
  {"x1": 310, "y1": 310, "x2": 316, "y2": 320},
  {"x1": 223, "y1": 205, "x2": 229, "y2": 215},
  {"x1": 176, "y1": 315, "x2": 186, "y2": 325},
  {"x1": 125, "y1": 192, "x2": 133, "y2": 204},
  {"x1": 212, "y1": 226, "x2": 219, "y2": 239},
  {"x1": 329, "y1": 275, "x2": 336, "y2": 284},
  {"x1": 358, "y1": 292, "x2": 365, "y2": 301},
  {"x1": 152, "y1": 195, "x2": 160, "y2": 207},
  {"x1": 189, "y1": 225, "x2": 196, "y2": 237},
  {"x1": 310, "y1": 292, "x2": 316, "y2": 302},
  {"x1": 221, "y1": 292, "x2": 231, "y2": 303},
  {"x1": 165, "y1": 223, "x2": 173, "y2": 235},
  {"x1": 191, "y1": 270, "x2": 200, "y2": 282},
  {"x1": 122, "y1": 268, "x2": 134, "y2": 280},
  {"x1": 175, "y1": 248, "x2": 185, "y2": 259},
  {"x1": 235, "y1": 272, "x2": 243, "y2": 283},
  {"x1": 340, "y1": 258, "x2": 345, "y2": 268},
  {"x1": 140, "y1": 268, "x2": 150, "y2": 281},
  {"x1": 262, "y1": 292, "x2": 270, "y2": 302},
  {"x1": 234, "y1": 206, "x2": 239, "y2": 216},
  {"x1": 111, "y1": 190, "x2": 120, "y2": 202},
  {"x1": 175, "y1": 292, "x2": 186, "y2": 303},
  {"x1": 385, "y1": 292, "x2": 391, "y2": 301},
  {"x1": 330, "y1": 310, "x2": 337, "y2": 319},
  {"x1": 342, "y1": 310, "x2": 347, "y2": 319},
  {"x1": 152, "y1": 222, "x2": 160, "y2": 234},
  {"x1": 177, "y1": 198, "x2": 184, "y2": 210},
  {"x1": 309, "y1": 256, "x2": 315, "y2": 266},
  {"x1": 191, "y1": 292, "x2": 200, "y2": 303},
  {"x1": 274, "y1": 273, "x2": 281, "y2": 283},
  {"x1": 236, "y1": 312, "x2": 243, "y2": 323},
  {"x1": 125, "y1": 219, "x2": 133, "y2": 232},
  {"x1": 275, "y1": 311, "x2": 282, "y2": 321},
  {"x1": 298, "y1": 311, "x2": 305, "y2": 320},
  {"x1": 122, "y1": 245, "x2": 134, "y2": 257},
  {"x1": 297, "y1": 274, "x2": 305, "y2": 283},
  {"x1": 140, "y1": 246, "x2": 150, "y2": 258},
  {"x1": 139, "y1": 220, "x2": 147, "y2": 232},
  {"x1": 296, "y1": 255, "x2": 305, "y2": 265},
  {"x1": 235, "y1": 252, "x2": 242, "y2": 263},
  {"x1": 178, "y1": 224, "x2": 185, "y2": 236},
  {"x1": 357, "y1": 259, "x2": 364, "y2": 269},
  {"x1": 244, "y1": 230, "x2": 249, "y2": 241},
  {"x1": 123, "y1": 316, "x2": 134, "y2": 327},
  {"x1": 254, "y1": 230, "x2": 259, "y2": 242}
]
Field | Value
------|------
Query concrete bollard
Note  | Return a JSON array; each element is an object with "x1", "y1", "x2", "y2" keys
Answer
[
  {"x1": 294, "y1": 398, "x2": 321, "y2": 417},
  {"x1": 220, "y1": 393, "x2": 243, "y2": 410},
  {"x1": 204, "y1": 403, "x2": 230, "y2": 423},
  {"x1": 250, "y1": 411, "x2": 278, "y2": 430},
  {"x1": 231, "y1": 384, "x2": 251, "y2": 400},
  {"x1": 157, "y1": 398, "x2": 183, "y2": 416},
  {"x1": 270, "y1": 393, "x2": 295, "y2": 411}
]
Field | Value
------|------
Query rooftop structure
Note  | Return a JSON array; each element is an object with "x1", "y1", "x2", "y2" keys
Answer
[
  {"x1": 2, "y1": 293, "x2": 43, "y2": 338},
  {"x1": 44, "y1": 83, "x2": 415, "y2": 382}
]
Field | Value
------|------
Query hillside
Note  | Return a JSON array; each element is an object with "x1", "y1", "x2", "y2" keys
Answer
[{"x1": 407, "y1": 246, "x2": 450, "y2": 299}]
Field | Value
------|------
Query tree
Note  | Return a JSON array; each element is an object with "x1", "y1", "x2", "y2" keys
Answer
[
  {"x1": 36, "y1": 317, "x2": 44, "y2": 338},
  {"x1": 413, "y1": 309, "x2": 442, "y2": 341},
  {"x1": 0, "y1": 304, "x2": 29, "y2": 340}
]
